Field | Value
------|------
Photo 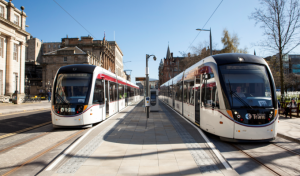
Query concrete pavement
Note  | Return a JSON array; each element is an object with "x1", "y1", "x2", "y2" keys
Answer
[
  {"x1": 0, "y1": 101, "x2": 51, "y2": 114},
  {"x1": 40, "y1": 101, "x2": 237, "y2": 176}
]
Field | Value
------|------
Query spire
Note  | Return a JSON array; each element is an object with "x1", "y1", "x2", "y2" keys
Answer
[
  {"x1": 166, "y1": 44, "x2": 171, "y2": 59},
  {"x1": 254, "y1": 49, "x2": 256, "y2": 55},
  {"x1": 103, "y1": 31, "x2": 106, "y2": 41}
]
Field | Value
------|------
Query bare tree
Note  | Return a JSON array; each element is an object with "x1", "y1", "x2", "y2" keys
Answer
[{"x1": 250, "y1": 0, "x2": 300, "y2": 95}]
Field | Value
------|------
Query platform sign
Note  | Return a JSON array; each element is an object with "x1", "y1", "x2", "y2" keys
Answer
[{"x1": 136, "y1": 77, "x2": 146, "y2": 81}]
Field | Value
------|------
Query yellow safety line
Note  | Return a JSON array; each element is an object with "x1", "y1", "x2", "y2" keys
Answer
[
  {"x1": 194, "y1": 122, "x2": 200, "y2": 127},
  {"x1": 0, "y1": 121, "x2": 52, "y2": 140},
  {"x1": 0, "y1": 108, "x2": 50, "y2": 116},
  {"x1": 2, "y1": 129, "x2": 85, "y2": 176},
  {"x1": 0, "y1": 132, "x2": 50, "y2": 153}
]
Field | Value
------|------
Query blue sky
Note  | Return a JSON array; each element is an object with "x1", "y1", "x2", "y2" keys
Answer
[{"x1": 12, "y1": 0, "x2": 300, "y2": 84}]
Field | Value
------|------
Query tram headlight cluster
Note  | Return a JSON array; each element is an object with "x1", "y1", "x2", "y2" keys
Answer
[
  {"x1": 233, "y1": 110, "x2": 244, "y2": 122},
  {"x1": 53, "y1": 105, "x2": 88, "y2": 115}
]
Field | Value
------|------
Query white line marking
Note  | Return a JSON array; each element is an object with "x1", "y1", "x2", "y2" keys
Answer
[
  {"x1": 161, "y1": 100, "x2": 232, "y2": 170},
  {"x1": 46, "y1": 100, "x2": 142, "y2": 171}
]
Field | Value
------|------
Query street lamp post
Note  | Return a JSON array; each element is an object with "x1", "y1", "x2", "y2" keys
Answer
[
  {"x1": 15, "y1": 75, "x2": 18, "y2": 93},
  {"x1": 196, "y1": 28, "x2": 212, "y2": 56},
  {"x1": 146, "y1": 54, "x2": 156, "y2": 119}
]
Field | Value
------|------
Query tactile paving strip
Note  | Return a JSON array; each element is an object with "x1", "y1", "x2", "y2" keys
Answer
[
  {"x1": 56, "y1": 103, "x2": 137, "y2": 174},
  {"x1": 163, "y1": 107, "x2": 221, "y2": 174}
]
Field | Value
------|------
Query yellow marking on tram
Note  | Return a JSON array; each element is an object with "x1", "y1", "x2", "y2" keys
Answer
[
  {"x1": 0, "y1": 108, "x2": 50, "y2": 117},
  {"x1": 194, "y1": 122, "x2": 200, "y2": 127},
  {"x1": 0, "y1": 121, "x2": 52, "y2": 140}
]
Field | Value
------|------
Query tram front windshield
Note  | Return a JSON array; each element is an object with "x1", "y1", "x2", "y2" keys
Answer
[
  {"x1": 54, "y1": 73, "x2": 92, "y2": 104},
  {"x1": 219, "y1": 64, "x2": 273, "y2": 108}
]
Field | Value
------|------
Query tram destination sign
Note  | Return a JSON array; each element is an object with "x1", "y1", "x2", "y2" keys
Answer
[{"x1": 136, "y1": 77, "x2": 146, "y2": 81}]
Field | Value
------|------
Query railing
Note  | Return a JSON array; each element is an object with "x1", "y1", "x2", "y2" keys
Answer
[
  {"x1": 279, "y1": 102, "x2": 300, "y2": 118},
  {"x1": 23, "y1": 95, "x2": 41, "y2": 103}
]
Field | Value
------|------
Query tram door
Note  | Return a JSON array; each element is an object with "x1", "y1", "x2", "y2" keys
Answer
[
  {"x1": 105, "y1": 81, "x2": 109, "y2": 118},
  {"x1": 195, "y1": 76, "x2": 201, "y2": 125}
]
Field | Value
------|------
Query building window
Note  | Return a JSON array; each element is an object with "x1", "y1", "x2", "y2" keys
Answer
[
  {"x1": 58, "y1": 45, "x2": 60, "y2": 48},
  {"x1": 14, "y1": 14, "x2": 19, "y2": 25},
  {"x1": 13, "y1": 44, "x2": 18, "y2": 61},
  {"x1": 53, "y1": 45, "x2": 56, "y2": 48},
  {"x1": 0, "y1": 5, "x2": 4, "y2": 17},
  {"x1": 0, "y1": 38, "x2": 3, "y2": 58},
  {"x1": 63, "y1": 57, "x2": 67, "y2": 62},
  {"x1": 37, "y1": 43, "x2": 38, "y2": 47},
  {"x1": 48, "y1": 44, "x2": 50, "y2": 48}
]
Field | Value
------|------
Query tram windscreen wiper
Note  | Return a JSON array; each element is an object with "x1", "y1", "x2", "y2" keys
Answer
[
  {"x1": 230, "y1": 91, "x2": 253, "y2": 109},
  {"x1": 55, "y1": 93, "x2": 70, "y2": 105}
]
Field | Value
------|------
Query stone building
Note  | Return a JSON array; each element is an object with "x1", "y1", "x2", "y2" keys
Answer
[
  {"x1": 0, "y1": 0, "x2": 30, "y2": 97},
  {"x1": 25, "y1": 37, "x2": 43, "y2": 95},
  {"x1": 158, "y1": 45, "x2": 184, "y2": 86},
  {"x1": 43, "y1": 42, "x2": 60, "y2": 54},
  {"x1": 108, "y1": 41, "x2": 124, "y2": 77},
  {"x1": 42, "y1": 46, "x2": 98, "y2": 89},
  {"x1": 25, "y1": 35, "x2": 127, "y2": 95},
  {"x1": 61, "y1": 36, "x2": 116, "y2": 73}
]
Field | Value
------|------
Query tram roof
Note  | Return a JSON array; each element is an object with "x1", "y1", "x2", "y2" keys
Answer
[
  {"x1": 58, "y1": 64, "x2": 96, "y2": 73},
  {"x1": 212, "y1": 53, "x2": 265, "y2": 65}
]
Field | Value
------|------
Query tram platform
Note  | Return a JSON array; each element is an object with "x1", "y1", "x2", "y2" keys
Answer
[
  {"x1": 40, "y1": 100, "x2": 237, "y2": 176},
  {"x1": 278, "y1": 115, "x2": 300, "y2": 142}
]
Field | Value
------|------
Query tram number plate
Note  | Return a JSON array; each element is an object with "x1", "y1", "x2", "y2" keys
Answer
[{"x1": 60, "y1": 107, "x2": 75, "y2": 112}]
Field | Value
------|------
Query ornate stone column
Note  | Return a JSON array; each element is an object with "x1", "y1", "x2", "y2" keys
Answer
[
  {"x1": 19, "y1": 42, "x2": 25, "y2": 94},
  {"x1": 5, "y1": 36, "x2": 14, "y2": 96}
]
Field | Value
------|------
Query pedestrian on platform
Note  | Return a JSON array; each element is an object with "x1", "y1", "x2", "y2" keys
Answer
[
  {"x1": 47, "y1": 90, "x2": 51, "y2": 102},
  {"x1": 284, "y1": 98, "x2": 297, "y2": 118}
]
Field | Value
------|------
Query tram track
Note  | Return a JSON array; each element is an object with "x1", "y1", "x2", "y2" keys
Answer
[
  {"x1": 230, "y1": 143, "x2": 282, "y2": 176},
  {"x1": 1, "y1": 129, "x2": 86, "y2": 176},
  {"x1": 230, "y1": 138, "x2": 300, "y2": 176}
]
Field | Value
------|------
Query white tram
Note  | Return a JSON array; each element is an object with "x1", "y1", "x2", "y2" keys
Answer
[
  {"x1": 51, "y1": 64, "x2": 141, "y2": 128},
  {"x1": 160, "y1": 53, "x2": 279, "y2": 142}
]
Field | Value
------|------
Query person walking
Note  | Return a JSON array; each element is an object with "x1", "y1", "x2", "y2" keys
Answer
[{"x1": 47, "y1": 90, "x2": 51, "y2": 102}]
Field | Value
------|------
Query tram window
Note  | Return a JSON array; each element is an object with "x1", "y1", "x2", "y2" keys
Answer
[
  {"x1": 183, "y1": 83, "x2": 188, "y2": 103},
  {"x1": 128, "y1": 87, "x2": 131, "y2": 97},
  {"x1": 118, "y1": 84, "x2": 124, "y2": 99},
  {"x1": 189, "y1": 86, "x2": 194, "y2": 105},
  {"x1": 115, "y1": 83, "x2": 118, "y2": 100},
  {"x1": 93, "y1": 79, "x2": 104, "y2": 104},
  {"x1": 201, "y1": 67, "x2": 218, "y2": 108},
  {"x1": 110, "y1": 82, "x2": 116, "y2": 102},
  {"x1": 177, "y1": 83, "x2": 182, "y2": 101}
]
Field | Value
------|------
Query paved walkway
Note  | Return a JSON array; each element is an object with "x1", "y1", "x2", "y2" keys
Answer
[
  {"x1": 40, "y1": 101, "x2": 237, "y2": 176},
  {"x1": 278, "y1": 115, "x2": 300, "y2": 142},
  {"x1": 0, "y1": 101, "x2": 51, "y2": 114}
]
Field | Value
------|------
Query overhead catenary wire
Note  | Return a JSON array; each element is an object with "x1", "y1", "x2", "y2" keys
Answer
[
  {"x1": 52, "y1": 0, "x2": 96, "y2": 39},
  {"x1": 185, "y1": 0, "x2": 224, "y2": 53}
]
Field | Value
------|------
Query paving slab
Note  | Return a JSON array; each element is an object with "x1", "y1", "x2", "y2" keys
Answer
[
  {"x1": 40, "y1": 100, "x2": 238, "y2": 176},
  {"x1": 0, "y1": 101, "x2": 50, "y2": 114},
  {"x1": 277, "y1": 115, "x2": 300, "y2": 142}
]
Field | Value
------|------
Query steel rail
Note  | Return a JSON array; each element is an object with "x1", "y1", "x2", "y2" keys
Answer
[
  {"x1": 2, "y1": 129, "x2": 86, "y2": 176},
  {"x1": 230, "y1": 143, "x2": 281, "y2": 176}
]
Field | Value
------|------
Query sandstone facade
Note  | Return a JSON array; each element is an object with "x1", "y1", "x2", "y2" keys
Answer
[{"x1": 0, "y1": 0, "x2": 30, "y2": 96}]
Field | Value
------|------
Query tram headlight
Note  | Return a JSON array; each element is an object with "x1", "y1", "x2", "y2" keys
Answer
[{"x1": 76, "y1": 105, "x2": 88, "y2": 114}]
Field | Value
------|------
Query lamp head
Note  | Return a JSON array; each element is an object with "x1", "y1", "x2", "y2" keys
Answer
[{"x1": 153, "y1": 56, "x2": 156, "y2": 61}]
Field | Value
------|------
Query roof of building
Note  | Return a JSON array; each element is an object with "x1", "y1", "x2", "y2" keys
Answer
[
  {"x1": 166, "y1": 45, "x2": 171, "y2": 59},
  {"x1": 43, "y1": 46, "x2": 86, "y2": 55}
]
